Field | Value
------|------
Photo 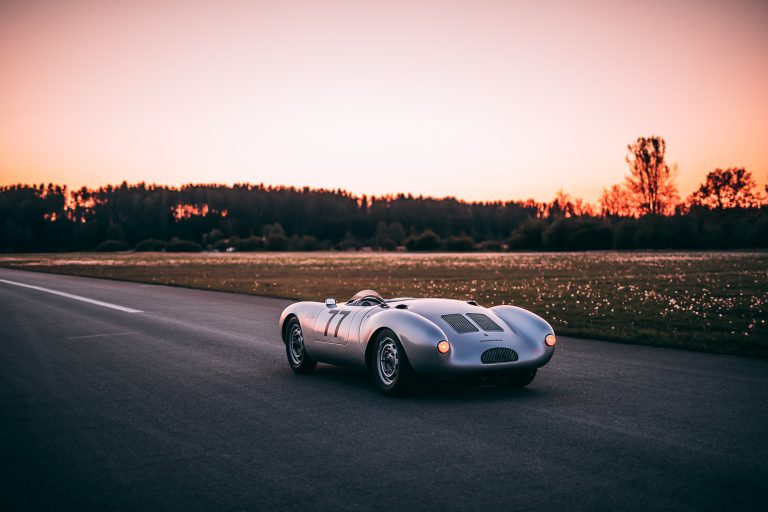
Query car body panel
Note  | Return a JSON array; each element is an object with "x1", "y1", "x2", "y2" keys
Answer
[{"x1": 279, "y1": 293, "x2": 556, "y2": 378}]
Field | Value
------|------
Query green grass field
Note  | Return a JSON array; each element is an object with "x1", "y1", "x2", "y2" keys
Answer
[{"x1": 1, "y1": 251, "x2": 766, "y2": 357}]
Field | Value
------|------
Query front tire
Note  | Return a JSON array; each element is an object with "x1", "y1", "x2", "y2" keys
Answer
[
  {"x1": 372, "y1": 329, "x2": 414, "y2": 396},
  {"x1": 285, "y1": 318, "x2": 316, "y2": 374}
]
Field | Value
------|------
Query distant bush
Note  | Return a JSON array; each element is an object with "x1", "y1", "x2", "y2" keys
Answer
[
  {"x1": 206, "y1": 228, "x2": 224, "y2": 243},
  {"x1": 477, "y1": 240, "x2": 504, "y2": 251},
  {"x1": 667, "y1": 216, "x2": 698, "y2": 249},
  {"x1": 337, "y1": 231, "x2": 362, "y2": 251},
  {"x1": 614, "y1": 220, "x2": 637, "y2": 249},
  {"x1": 378, "y1": 237, "x2": 397, "y2": 251},
  {"x1": 166, "y1": 239, "x2": 203, "y2": 252},
  {"x1": 633, "y1": 216, "x2": 680, "y2": 249},
  {"x1": 443, "y1": 235, "x2": 475, "y2": 252},
  {"x1": 93, "y1": 239, "x2": 130, "y2": 252},
  {"x1": 289, "y1": 235, "x2": 320, "y2": 251},
  {"x1": 508, "y1": 219, "x2": 545, "y2": 250},
  {"x1": 405, "y1": 230, "x2": 442, "y2": 251},
  {"x1": 542, "y1": 218, "x2": 571, "y2": 251},
  {"x1": 567, "y1": 219, "x2": 613, "y2": 250},
  {"x1": 134, "y1": 238, "x2": 167, "y2": 252},
  {"x1": 542, "y1": 218, "x2": 613, "y2": 251},
  {"x1": 213, "y1": 239, "x2": 233, "y2": 251},
  {"x1": 234, "y1": 236, "x2": 266, "y2": 251},
  {"x1": 266, "y1": 233, "x2": 289, "y2": 251},
  {"x1": 751, "y1": 217, "x2": 768, "y2": 248}
]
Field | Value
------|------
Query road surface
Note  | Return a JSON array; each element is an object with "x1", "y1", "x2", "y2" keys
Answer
[{"x1": 1, "y1": 268, "x2": 766, "y2": 511}]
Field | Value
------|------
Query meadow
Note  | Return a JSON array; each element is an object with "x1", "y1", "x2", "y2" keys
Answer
[{"x1": 1, "y1": 251, "x2": 766, "y2": 357}]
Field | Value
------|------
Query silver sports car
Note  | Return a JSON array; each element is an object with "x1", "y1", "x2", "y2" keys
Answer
[{"x1": 279, "y1": 290, "x2": 557, "y2": 395}]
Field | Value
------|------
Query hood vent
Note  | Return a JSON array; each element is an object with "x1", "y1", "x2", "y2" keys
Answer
[
  {"x1": 441, "y1": 314, "x2": 479, "y2": 333},
  {"x1": 466, "y1": 313, "x2": 503, "y2": 332}
]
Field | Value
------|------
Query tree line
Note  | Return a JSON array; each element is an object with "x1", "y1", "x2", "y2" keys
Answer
[{"x1": 1, "y1": 136, "x2": 766, "y2": 252}]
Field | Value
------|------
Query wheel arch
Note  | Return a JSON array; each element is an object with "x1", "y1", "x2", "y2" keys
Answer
[
  {"x1": 281, "y1": 313, "x2": 299, "y2": 345},
  {"x1": 278, "y1": 301, "x2": 325, "y2": 345},
  {"x1": 360, "y1": 309, "x2": 448, "y2": 374},
  {"x1": 364, "y1": 326, "x2": 391, "y2": 370}
]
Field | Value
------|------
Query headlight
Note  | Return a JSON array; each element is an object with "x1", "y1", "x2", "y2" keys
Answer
[{"x1": 545, "y1": 334, "x2": 556, "y2": 347}]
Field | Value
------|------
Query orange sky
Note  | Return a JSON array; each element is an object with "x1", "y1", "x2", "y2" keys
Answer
[{"x1": 0, "y1": 0, "x2": 766, "y2": 202}]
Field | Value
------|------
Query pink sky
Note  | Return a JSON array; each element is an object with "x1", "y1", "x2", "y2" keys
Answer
[{"x1": 1, "y1": 0, "x2": 766, "y2": 202}]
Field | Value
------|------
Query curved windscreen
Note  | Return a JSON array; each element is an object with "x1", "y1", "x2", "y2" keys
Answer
[{"x1": 348, "y1": 289, "x2": 385, "y2": 303}]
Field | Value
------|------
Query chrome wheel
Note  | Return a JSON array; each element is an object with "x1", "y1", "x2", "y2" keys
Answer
[
  {"x1": 288, "y1": 324, "x2": 305, "y2": 366},
  {"x1": 377, "y1": 337, "x2": 400, "y2": 386},
  {"x1": 371, "y1": 329, "x2": 413, "y2": 396},
  {"x1": 284, "y1": 318, "x2": 316, "y2": 374}
]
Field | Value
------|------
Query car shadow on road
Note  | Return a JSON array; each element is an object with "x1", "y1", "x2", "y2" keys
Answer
[{"x1": 301, "y1": 363, "x2": 549, "y2": 403}]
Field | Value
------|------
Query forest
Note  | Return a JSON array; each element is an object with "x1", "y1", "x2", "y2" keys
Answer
[{"x1": 1, "y1": 137, "x2": 766, "y2": 252}]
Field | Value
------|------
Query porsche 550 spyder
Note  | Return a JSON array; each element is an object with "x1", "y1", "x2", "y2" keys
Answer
[{"x1": 279, "y1": 290, "x2": 556, "y2": 395}]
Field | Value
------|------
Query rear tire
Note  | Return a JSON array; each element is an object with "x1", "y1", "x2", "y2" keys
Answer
[
  {"x1": 501, "y1": 368, "x2": 537, "y2": 388},
  {"x1": 285, "y1": 318, "x2": 317, "y2": 374},
  {"x1": 371, "y1": 329, "x2": 414, "y2": 396}
]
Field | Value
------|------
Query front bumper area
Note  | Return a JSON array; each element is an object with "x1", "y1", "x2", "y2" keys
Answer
[{"x1": 402, "y1": 335, "x2": 555, "y2": 377}]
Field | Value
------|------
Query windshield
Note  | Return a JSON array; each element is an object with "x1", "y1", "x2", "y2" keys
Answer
[{"x1": 348, "y1": 289, "x2": 385, "y2": 304}]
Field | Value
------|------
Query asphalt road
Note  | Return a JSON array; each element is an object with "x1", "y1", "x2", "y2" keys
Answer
[{"x1": 1, "y1": 268, "x2": 767, "y2": 511}]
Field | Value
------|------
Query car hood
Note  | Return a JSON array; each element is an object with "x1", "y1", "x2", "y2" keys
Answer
[{"x1": 390, "y1": 298, "x2": 523, "y2": 344}]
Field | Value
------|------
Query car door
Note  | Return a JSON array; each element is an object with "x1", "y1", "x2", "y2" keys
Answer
[{"x1": 313, "y1": 304, "x2": 359, "y2": 345}]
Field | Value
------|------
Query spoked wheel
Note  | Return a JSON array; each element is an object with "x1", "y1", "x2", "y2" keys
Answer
[
  {"x1": 285, "y1": 318, "x2": 316, "y2": 374},
  {"x1": 372, "y1": 329, "x2": 414, "y2": 396},
  {"x1": 500, "y1": 368, "x2": 537, "y2": 388}
]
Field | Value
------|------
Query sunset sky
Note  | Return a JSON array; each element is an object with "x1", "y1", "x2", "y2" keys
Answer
[{"x1": 0, "y1": 0, "x2": 766, "y2": 202}]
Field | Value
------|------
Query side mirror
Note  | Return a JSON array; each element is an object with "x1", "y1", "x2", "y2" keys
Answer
[{"x1": 325, "y1": 298, "x2": 337, "y2": 308}]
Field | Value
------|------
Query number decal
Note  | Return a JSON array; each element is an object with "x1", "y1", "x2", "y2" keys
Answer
[
  {"x1": 323, "y1": 309, "x2": 352, "y2": 338},
  {"x1": 324, "y1": 310, "x2": 339, "y2": 336},
  {"x1": 333, "y1": 311, "x2": 351, "y2": 337}
]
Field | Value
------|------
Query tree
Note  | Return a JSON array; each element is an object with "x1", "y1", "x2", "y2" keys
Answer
[
  {"x1": 688, "y1": 168, "x2": 759, "y2": 209},
  {"x1": 387, "y1": 222, "x2": 406, "y2": 245},
  {"x1": 625, "y1": 136, "x2": 679, "y2": 215},
  {"x1": 599, "y1": 184, "x2": 635, "y2": 217},
  {"x1": 547, "y1": 190, "x2": 573, "y2": 218},
  {"x1": 404, "y1": 230, "x2": 441, "y2": 251},
  {"x1": 508, "y1": 218, "x2": 545, "y2": 250},
  {"x1": 571, "y1": 198, "x2": 595, "y2": 217}
]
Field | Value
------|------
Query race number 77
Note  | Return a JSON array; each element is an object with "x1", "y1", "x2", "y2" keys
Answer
[{"x1": 324, "y1": 310, "x2": 351, "y2": 337}]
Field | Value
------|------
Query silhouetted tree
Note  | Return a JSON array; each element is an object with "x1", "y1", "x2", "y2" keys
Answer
[
  {"x1": 599, "y1": 184, "x2": 634, "y2": 217},
  {"x1": 1, "y1": 177, "x2": 766, "y2": 252},
  {"x1": 570, "y1": 198, "x2": 595, "y2": 217},
  {"x1": 547, "y1": 190, "x2": 573, "y2": 218},
  {"x1": 625, "y1": 136, "x2": 679, "y2": 215},
  {"x1": 404, "y1": 230, "x2": 442, "y2": 251},
  {"x1": 135, "y1": 239, "x2": 167, "y2": 251},
  {"x1": 688, "y1": 168, "x2": 760, "y2": 209},
  {"x1": 508, "y1": 219, "x2": 545, "y2": 250},
  {"x1": 444, "y1": 234, "x2": 475, "y2": 252}
]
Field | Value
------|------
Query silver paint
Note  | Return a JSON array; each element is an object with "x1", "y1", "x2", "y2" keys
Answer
[{"x1": 279, "y1": 292, "x2": 555, "y2": 378}]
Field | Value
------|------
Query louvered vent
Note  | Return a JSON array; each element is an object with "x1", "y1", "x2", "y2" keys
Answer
[
  {"x1": 481, "y1": 347, "x2": 519, "y2": 364},
  {"x1": 466, "y1": 313, "x2": 504, "y2": 332},
  {"x1": 441, "y1": 314, "x2": 479, "y2": 333}
]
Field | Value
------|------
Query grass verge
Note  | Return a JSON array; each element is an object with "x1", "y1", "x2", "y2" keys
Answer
[{"x1": 1, "y1": 251, "x2": 766, "y2": 358}]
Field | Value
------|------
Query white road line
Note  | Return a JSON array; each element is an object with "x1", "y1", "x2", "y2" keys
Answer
[
  {"x1": 66, "y1": 332, "x2": 134, "y2": 340},
  {"x1": 0, "y1": 279, "x2": 143, "y2": 313}
]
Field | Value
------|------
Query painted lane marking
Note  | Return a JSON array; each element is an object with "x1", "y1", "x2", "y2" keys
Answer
[
  {"x1": 0, "y1": 279, "x2": 143, "y2": 313},
  {"x1": 66, "y1": 332, "x2": 134, "y2": 340}
]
